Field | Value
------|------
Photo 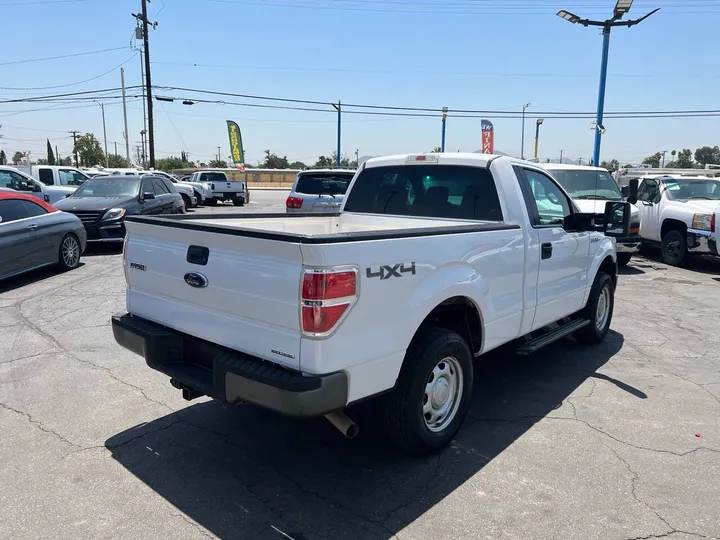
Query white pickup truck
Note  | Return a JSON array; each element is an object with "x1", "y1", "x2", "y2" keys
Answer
[
  {"x1": 112, "y1": 153, "x2": 631, "y2": 455},
  {"x1": 189, "y1": 169, "x2": 249, "y2": 206},
  {"x1": 16, "y1": 165, "x2": 91, "y2": 189},
  {"x1": 633, "y1": 174, "x2": 720, "y2": 266},
  {"x1": 0, "y1": 166, "x2": 74, "y2": 204}
]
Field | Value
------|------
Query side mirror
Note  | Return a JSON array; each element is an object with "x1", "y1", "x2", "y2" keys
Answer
[
  {"x1": 603, "y1": 201, "x2": 631, "y2": 238},
  {"x1": 65, "y1": 193, "x2": 72, "y2": 198},
  {"x1": 564, "y1": 212, "x2": 595, "y2": 232},
  {"x1": 141, "y1": 192, "x2": 155, "y2": 200},
  {"x1": 626, "y1": 179, "x2": 638, "y2": 204}
]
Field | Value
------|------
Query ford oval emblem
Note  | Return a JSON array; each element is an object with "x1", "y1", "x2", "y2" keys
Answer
[{"x1": 184, "y1": 272, "x2": 208, "y2": 288}]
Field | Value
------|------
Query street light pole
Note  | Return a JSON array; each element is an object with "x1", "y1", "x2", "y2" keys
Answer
[
  {"x1": 557, "y1": 1, "x2": 659, "y2": 167},
  {"x1": 534, "y1": 119, "x2": 544, "y2": 160},
  {"x1": 520, "y1": 103, "x2": 531, "y2": 159},
  {"x1": 441, "y1": 106, "x2": 448, "y2": 152},
  {"x1": 332, "y1": 101, "x2": 341, "y2": 167},
  {"x1": 95, "y1": 101, "x2": 109, "y2": 168}
]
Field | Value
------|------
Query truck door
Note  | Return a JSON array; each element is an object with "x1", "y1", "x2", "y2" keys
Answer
[
  {"x1": 515, "y1": 167, "x2": 591, "y2": 331},
  {"x1": 635, "y1": 179, "x2": 662, "y2": 241}
]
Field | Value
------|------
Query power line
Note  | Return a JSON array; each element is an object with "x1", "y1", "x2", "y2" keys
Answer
[
  {"x1": 0, "y1": 46, "x2": 130, "y2": 67},
  {"x1": 0, "y1": 0, "x2": 92, "y2": 5}
]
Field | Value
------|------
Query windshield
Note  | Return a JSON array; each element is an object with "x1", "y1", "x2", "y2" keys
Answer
[
  {"x1": 296, "y1": 173, "x2": 354, "y2": 196},
  {"x1": 664, "y1": 179, "x2": 720, "y2": 201},
  {"x1": 72, "y1": 177, "x2": 140, "y2": 198},
  {"x1": 550, "y1": 170, "x2": 622, "y2": 200}
]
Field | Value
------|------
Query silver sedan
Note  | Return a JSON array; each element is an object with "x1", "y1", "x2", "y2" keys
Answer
[{"x1": 0, "y1": 190, "x2": 87, "y2": 281}]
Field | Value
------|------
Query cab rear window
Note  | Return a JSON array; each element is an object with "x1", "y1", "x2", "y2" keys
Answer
[{"x1": 343, "y1": 165, "x2": 503, "y2": 221}]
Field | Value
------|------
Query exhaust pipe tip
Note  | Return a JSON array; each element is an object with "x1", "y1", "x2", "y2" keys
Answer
[{"x1": 324, "y1": 411, "x2": 359, "y2": 439}]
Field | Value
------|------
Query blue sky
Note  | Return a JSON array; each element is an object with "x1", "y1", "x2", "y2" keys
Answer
[{"x1": 0, "y1": 0, "x2": 718, "y2": 166}]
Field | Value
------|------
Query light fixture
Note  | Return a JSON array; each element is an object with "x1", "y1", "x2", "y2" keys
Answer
[
  {"x1": 557, "y1": 10, "x2": 581, "y2": 23},
  {"x1": 597, "y1": 124, "x2": 606, "y2": 135},
  {"x1": 614, "y1": 0, "x2": 633, "y2": 18},
  {"x1": 536, "y1": 119, "x2": 544, "y2": 126}
]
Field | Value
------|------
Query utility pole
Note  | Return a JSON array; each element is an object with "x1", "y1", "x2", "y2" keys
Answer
[
  {"x1": 332, "y1": 101, "x2": 341, "y2": 167},
  {"x1": 133, "y1": 0, "x2": 156, "y2": 168},
  {"x1": 520, "y1": 103, "x2": 531, "y2": 159},
  {"x1": 69, "y1": 130, "x2": 79, "y2": 167},
  {"x1": 95, "y1": 100, "x2": 109, "y2": 168},
  {"x1": 355, "y1": 149, "x2": 359, "y2": 167},
  {"x1": 55, "y1": 145, "x2": 59, "y2": 164},
  {"x1": 661, "y1": 150, "x2": 667, "y2": 168},
  {"x1": 139, "y1": 50, "x2": 147, "y2": 164},
  {"x1": 115, "y1": 141, "x2": 118, "y2": 156},
  {"x1": 441, "y1": 106, "x2": 448, "y2": 152},
  {"x1": 560, "y1": 149, "x2": 563, "y2": 163},
  {"x1": 121, "y1": 67, "x2": 131, "y2": 162},
  {"x1": 217, "y1": 146, "x2": 221, "y2": 163}
]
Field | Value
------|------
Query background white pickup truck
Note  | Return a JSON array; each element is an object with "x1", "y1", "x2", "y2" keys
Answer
[
  {"x1": 15, "y1": 165, "x2": 90, "y2": 190},
  {"x1": 112, "y1": 153, "x2": 631, "y2": 455},
  {"x1": 189, "y1": 169, "x2": 249, "y2": 206},
  {"x1": 633, "y1": 174, "x2": 720, "y2": 266},
  {"x1": 0, "y1": 166, "x2": 74, "y2": 204},
  {"x1": 542, "y1": 164, "x2": 641, "y2": 267}
]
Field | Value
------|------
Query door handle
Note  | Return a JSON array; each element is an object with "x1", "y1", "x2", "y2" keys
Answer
[
  {"x1": 27, "y1": 224, "x2": 38, "y2": 230},
  {"x1": 541, "y1": 242, "x2": 553, "y2": 260}
]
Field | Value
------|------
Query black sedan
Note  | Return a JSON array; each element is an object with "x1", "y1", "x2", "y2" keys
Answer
[
  {"x1": 0, "y1": 190, "x2": 86, "y2": 281},
  {"x1": 54, "y1": 175, "x2": 185, "y2": 243}
]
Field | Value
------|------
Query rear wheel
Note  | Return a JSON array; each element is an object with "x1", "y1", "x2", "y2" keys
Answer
[
  {"x1": 661, "y1": 229, "x2": 686, "y2": 266},
  {"x1": 617, "y1": 253, "x2": 632, "y2": 267},
  {"x1": 206, "y1": 198, "x2": 218, "y2": 206},
  {"x1": 232, "y1": 198, "x2": 244, "y2": 207},
  {"x1": 381, "y1": 327, "x2": 473, "y2": 456},
  {"x1": 58, "y1": 234, "x2": 81, "y2": 271},
  {"x1": 574, "y1": 271, "x2": 614, "y2": 344}
]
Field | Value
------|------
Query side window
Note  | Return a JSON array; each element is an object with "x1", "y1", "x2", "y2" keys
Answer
[
  {"x1": 37, "y1": 168, "x2": 54, "y2": 186},
  {"x1": 0, "y1": 171, "x2": 15, "y2": 189},
  {"x1": 11, "y1": 172, "x2": 36, "y2": 192},
  {"x1": 58, "y1": 169, "x2": 86, "y2": 186},
  {"x1": 0, "y1": 200, "x2": 30, "y2": 223},
  {"x1": 161, "y1": 178, "x2": 176, "y2": 193},
  {"x1": 21, "y1": 200, "x2": 48, "y2": 218},
  {"x1": 141, "y1": 178, "x2": 157, "y2": 195},
  {"x1": 521, "y1": 169, "x2": 571, "y2": 227},
  {"x1": 637, "y1": 181, "x2": 650, "y2": 202},
  {"x1": 152, "y1": 178, "x2": 169, "y2": 194},
  {"x1": 645, "y1": 181, "x2": 660, "y2": 202}
]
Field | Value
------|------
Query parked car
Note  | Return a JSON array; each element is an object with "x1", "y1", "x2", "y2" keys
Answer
[
  {"x1": 542, "y1": 164, "x2": 641, "y2": 267},
  {"x1": 285, "y1": 169, "x2": 356, "y2": 213},
  {"x1": 54, "y1": 175, "x2": 185, "y2": 243},
  {"x1": 633, "y1": 175, "x2": 720, "y2": 266},
  {"x1": 189, "y1": 170, "x2": 249, "y2": 206},
  {"x1": 0, "y1": 191, "x2": 86, "y2": 281},
  {"x1": 150, "y1": 171, "x2": 209, "y2": 207},
  {"x1": 0, "y1": 166, "x2": 77, "y2": 204},
  {"x1": 112, "y1": 153, "x2": 631, "y2": 455},
  {"x1": 140, "y1": 173, "x2": 197, "y2": 209},
  {"x1": 14, "y1": 165, "x2": 90, "y2": 188}
]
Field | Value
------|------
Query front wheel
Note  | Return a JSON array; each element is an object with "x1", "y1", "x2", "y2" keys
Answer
[
  {"x1": 181, "y1": 194, "x2": 191, "y2": 210},
  {"x1": 661, "y1": 229, "x2": 686, "y2": 266},
  {"x1": 575, "y1": 271, "x2": 614, "y2": 345},
  {"x1": 617, "y1": 253, "x2": 632, "y2": 267},
  {"x1": 381, "y1": 327, "x2": 473, "y2": 456},
  {"x1": 58, "y1": 234, "x2": 81, "y2": 271}
]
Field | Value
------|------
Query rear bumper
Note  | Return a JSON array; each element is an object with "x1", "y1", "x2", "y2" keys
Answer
[
  {"x1": 687, "y1": 229, "x2": 719, "y2": 256},
  {"x1": 616, "y1": 234, "x2": 642, "y2": 254},
  {"x1": 209, "y1": 192, "x2": 246, "y2": 201},
  {"x1": 111, "y1": 312, "x2": 348, "y2": 417}
]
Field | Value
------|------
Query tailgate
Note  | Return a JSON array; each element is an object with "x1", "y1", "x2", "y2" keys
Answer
[{"x1": 123, "y1": 220, "x2": 303, "y2": 369}]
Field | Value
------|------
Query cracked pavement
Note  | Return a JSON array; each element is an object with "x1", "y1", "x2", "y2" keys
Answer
[{"x1": 1, "y1": 204, "x2": 719, "y2": 540}]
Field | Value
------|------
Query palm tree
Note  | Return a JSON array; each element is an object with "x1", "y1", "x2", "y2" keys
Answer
[{"x1": 431, "y1": 146, "x2": 442, "y2": 153}]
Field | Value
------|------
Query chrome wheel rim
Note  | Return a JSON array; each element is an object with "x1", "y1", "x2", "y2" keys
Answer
[
  {"x1": 595, "y1": 285, "x2": 610, "y2": 331},
  {"x1": 62, "y1": 236, "x2": 79, "y2": 268},
  {"x1": 423, "y1": 356, "x2": 463, "y2": 433}
]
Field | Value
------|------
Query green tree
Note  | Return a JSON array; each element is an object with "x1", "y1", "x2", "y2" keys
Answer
[
  {"x1": 37, "y1": 158, "x2": 49, "y2": 165},
  {"x1": 431, "y1": 146, "x2": 442, "y2": 153},
  {"x1": 600, "y1": 159, "x2": 620, "y2": 171},
  {"x1": 0, "y1": 150, "x2": 6, "y2": 165},
  {"x1": 46, "y1": 139, "x2": 55, "y2": 165},
  {"x1": 12, "y1": 151, "x2": 25, "y2": 165},
  {"x1": 107, "y1": 154, "x2": 131, "y2": 168},
  {"x1": 59, "y1": 156, "x2": 72, "y2": 166},
  {"x1": 155, "y1": 156, "x2": 188, "y2": 172},
  {"x1": 694, "y1": 146, "x2": 720, "y2": 166},
  {"x1": 289, "y1": 161, "x2": 306, "y2": 169},
  {"x1": 314, "y1": 151, "x2": 351, "y2": 168},
  {"x1": 261, "y1": 150, "x2": 290, "y2": 169},
  {"x1": 73, "y1": 133, "x2": 105, "y2": 167},
  {"x1": 642, "y1": 152, "x2": 663, "y2": 168},
  {"x1": 676, "y1": 149, "x2": 693, "y2": 168},
  {"x1": 209, "y1": 159, "x2": 228, "y2": 168}
]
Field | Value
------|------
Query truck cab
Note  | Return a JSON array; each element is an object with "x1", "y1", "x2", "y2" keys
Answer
[{"x1": 31, "y1": 165, "x2": 90, "y2": 189}]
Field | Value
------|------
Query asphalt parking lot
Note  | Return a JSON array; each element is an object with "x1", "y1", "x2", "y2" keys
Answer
[{"x1": 1, "y1": 192, "x2": 719, "y2": 540}]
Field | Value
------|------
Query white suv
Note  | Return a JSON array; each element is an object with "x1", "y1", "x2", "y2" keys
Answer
[{"x1": 285, "y1": 169, "x2": 356, "y2": 213}]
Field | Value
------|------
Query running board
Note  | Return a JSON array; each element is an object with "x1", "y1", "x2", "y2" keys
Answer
[{"x1": 515, "y1": 319, "x2": 590, "y2": 355}]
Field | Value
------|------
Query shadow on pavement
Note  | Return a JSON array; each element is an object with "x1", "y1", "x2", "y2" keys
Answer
[
  {"x1": 106, "y1": 332, "x2": 630, "y2": 540},
  {"x1": 0, "y1": 263, "x2": 86, "y2": 294},
  {"x1": 619, "y1": 264, "x2": 645, "y2": 275},
  {"x1": 82, "y1": 243, "x2": 123, "y2": 257}
]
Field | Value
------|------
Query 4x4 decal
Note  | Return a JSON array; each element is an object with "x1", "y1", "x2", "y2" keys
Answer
[{"x1": 366, "y1": 262, "x2": 416, "y2": 280}]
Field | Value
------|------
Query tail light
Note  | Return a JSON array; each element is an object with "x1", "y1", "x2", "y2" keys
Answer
[
  {"x1": 712, "y1": 213, "x2": 716, "y2": 233},
  {"x1": 301, "y1": 268, "x2": 358, "y2": 336},
  {"x1": 286, "y1": 196, "x2": 303, "y2": 209}
]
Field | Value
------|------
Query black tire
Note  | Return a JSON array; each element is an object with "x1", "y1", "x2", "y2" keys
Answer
[
  {"x1": 206, "y1": 198, "x2": 218, "y2": 206},
  {"x1": 193, "y1": 191, "x2": 202, "y2": 207},
  {"x1": 181, "y1": 193, "x2": 191, "y2": 210},
  {"x1": 617, "y1": 253, "x2": 632, "y2": 268},
  {"x1": 232, "y1": 198, "x2": 244, "y2": 207},
  {"x1": 381, "y1": 327, "x2": 473, "y2": 456},
  {"x1": 58, "y1": 233, "x2": 81, "y2": 271},
  {"x1": 661, "y1": 229, "x2": 686, "y2": 266},
  {"x1": 574, "y1": 271, "x2": 614, "y2": 345}
]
